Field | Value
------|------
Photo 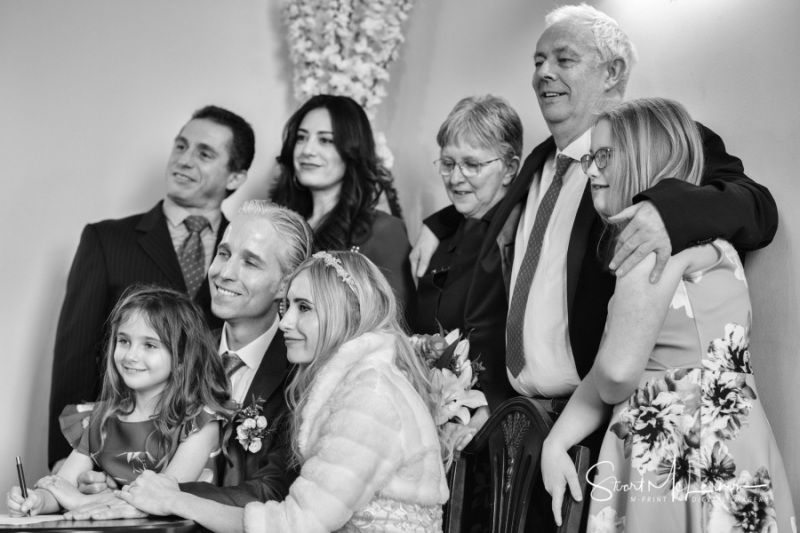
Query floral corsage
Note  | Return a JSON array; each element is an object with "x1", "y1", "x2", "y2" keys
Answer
[
  {"x1": 410, "y1": 328, "x2": 488, "y2": 426},
  {"x1": 234, "y1": 395, "x2": 270, "y2": 453}
]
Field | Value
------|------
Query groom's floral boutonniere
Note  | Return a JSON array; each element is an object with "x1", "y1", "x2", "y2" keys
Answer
[
  {"x1": 410, "y1": 327, "x2": 488, "y2": 426},
  {"x1": 235, "y1": 395, "x2": 269, "y2": 453}
]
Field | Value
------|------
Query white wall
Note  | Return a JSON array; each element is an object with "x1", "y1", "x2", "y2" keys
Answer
[{"x1": 1, "y1": 0, "x2": 797, "y2": 513}]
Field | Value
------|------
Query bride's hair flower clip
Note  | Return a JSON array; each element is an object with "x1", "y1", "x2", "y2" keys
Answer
[{"x1": 313, "y1": 251, "x2": 356, "y2": 290}]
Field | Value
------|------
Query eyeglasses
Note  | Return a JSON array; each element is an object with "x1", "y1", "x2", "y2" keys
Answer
[
  {"x1": 433, "y1": 158, "x2": 500, "y2": 178},
  {"x1": 580, "y1": 147, "x2": 613, "y2": 174}
]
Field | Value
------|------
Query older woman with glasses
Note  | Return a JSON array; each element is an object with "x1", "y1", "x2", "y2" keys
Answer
[{"x1": 415, "y1": 95, "x2": 523, "y2": 443}]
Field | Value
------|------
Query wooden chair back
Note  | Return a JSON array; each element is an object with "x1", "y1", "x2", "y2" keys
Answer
[{"x1": 445, "y1": 397, "x2": 590, "y2": 533}]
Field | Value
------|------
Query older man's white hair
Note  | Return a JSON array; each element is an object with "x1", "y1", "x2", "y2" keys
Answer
[{"x1": 546, "y1": 3, "x2": 639, "y2": 95}]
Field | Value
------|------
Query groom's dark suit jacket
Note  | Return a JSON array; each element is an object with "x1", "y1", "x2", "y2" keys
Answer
[
  {"x1": 180, "y1": 329, "x2": 297, "y2": 506},
  {"x1": 48, "y1": 201, "x2": 226, "y2": 465},
  {"x1": 426, "y1": 123, "x2": 778, "y2": 409}
]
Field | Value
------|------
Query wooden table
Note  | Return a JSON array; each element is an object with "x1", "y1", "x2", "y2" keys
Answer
[{"x1": 0, "y1": 516, "x2": 201, "y2": 532}]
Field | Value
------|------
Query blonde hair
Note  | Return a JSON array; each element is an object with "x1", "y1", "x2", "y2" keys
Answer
[
  {"x1": 594, "y1": 97, "x2": 705, "y2": 260},
  {"x1": 284, "y1": 251, "x2": 438, "y2": 465},
  {"x1": 598, "y1": 97, "x2": 704, "y2": 217}
]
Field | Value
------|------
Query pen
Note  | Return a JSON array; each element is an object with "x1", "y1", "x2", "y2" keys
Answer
[{"x1": 16, "y1": 456, "x2": 28, "y2": 499}]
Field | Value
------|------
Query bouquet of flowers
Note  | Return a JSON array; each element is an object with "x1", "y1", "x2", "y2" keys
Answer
[
  {"x1": 410, "y1": 328, "x2": 487, "y2": 426},
  {"x1": 234, "y1": 396, "x2": 270, "y2": 453}
]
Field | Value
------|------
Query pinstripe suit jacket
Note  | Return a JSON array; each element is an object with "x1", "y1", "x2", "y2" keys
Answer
[{"x1": 48, "y1": 201, "x2": 227, "y2": 465}]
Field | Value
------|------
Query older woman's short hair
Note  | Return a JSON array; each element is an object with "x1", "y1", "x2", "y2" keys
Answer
[
  {"x1": 436, "y1": 95, "x2": 523, "y2": 165},
  {"x1": 546, "y1": 3, "x2": 638, "y2": 95}
]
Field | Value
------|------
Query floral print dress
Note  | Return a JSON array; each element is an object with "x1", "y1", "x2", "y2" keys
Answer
[
  {"x1": 586, "y1": 240, "x2": 796, "y2": 533},
  {"x1": 60, "y1": 402, "x2": 220, "y2": 486}
]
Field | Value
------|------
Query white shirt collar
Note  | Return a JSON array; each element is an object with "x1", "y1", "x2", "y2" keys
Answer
[
  {"x1": 218, "y1": 316, "x2": 279, "y2": 370},
  {"x1": 555, "y1": 129, "x2": 592, "y2": 166},
  {"x1": 162, "y1": 196, "x2": 222, "y2": 232}
]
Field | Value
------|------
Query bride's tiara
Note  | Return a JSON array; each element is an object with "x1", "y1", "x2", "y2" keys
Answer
[{"x1": 313, "y1": 251, "x2": 356, "y2": 290}]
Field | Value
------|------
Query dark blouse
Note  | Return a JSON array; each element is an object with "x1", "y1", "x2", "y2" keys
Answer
[
  {"x1": 415, "y1": 203, "x2": 514, "y2": 409},
  {"x1": 416, "y1": 216, "x2": 487, "y2": 334},
  {"x1": 352, "y1": 210, "x2": 416, "y2": 329}
]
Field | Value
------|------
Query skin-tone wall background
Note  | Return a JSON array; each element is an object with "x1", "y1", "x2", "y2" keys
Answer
[{"x1": 1, "y1": 0, "x2": 797, "y2": 513}]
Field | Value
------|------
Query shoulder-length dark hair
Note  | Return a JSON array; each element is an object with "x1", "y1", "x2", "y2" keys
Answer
[
  {"x1": 94, "y1": 285, "x2": 235, "y2": 470},
  {"x1": 271, "y1": 94, "x2": 401, "y2": 251}
]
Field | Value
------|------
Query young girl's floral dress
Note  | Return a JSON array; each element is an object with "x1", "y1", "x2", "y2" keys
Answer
[
  {"x1": 587, "y1": 240, "x2": 795, "y2": 533},
  {"x1": 60, "y1": 402, "x2": 220, "y2": 486}
]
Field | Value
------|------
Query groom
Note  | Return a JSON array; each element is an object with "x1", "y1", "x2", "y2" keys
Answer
[{"x1": 69, "y1": 201, "x2": 313, "y2": 515}]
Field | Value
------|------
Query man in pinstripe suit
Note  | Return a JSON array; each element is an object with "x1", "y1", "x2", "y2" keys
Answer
[{"x1": 48, "y1": 105, "x2": 254, "y2": 468}]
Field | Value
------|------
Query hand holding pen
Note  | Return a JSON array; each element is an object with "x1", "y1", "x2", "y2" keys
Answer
[{"x1": 6, "y1": 456, "x2": 43, "y2": 517}]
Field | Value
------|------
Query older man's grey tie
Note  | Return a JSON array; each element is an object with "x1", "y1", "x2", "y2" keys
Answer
[
  {"x1": 221, "y1": 351, "x2": 246, "y2": 378},
  {"x1": 179, "y1": 215, "x2": 209, "y2": 298},
  {"x1": 506, "y1": 155, "x2": 574, "y2": 377}
]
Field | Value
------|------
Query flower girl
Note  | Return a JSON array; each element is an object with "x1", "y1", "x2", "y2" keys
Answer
[{"x1": 7, "y1": 285, "x2": 234, "y2": 515}]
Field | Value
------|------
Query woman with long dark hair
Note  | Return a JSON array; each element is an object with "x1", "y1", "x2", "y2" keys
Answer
[{"x1": 271, "y1": 95, "x2": 415, "y2": 323}]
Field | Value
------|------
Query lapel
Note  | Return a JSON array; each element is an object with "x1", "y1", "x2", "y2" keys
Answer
[
  {"x1": 482, "y1": 137, "x2": 556, "y2": 295},
  {"x1": 194, "y1": 215, "x2": 228, "y2": 311},
  {"x1": 135, "y1": 201, "x2": 186, "y2": 289},
  {"x1": 495, "y1": 203, "x2": 521, "y2": 295},
  {"x1": 242, "y1": 329, "x2": 290, "y2": 410},
  {"x1": 135, "y1": 201, "x2": 229, "y2": 304},
  {"x1": 566, "y1": 182, "x2": 596, "y2": 318},
  {"x1": 220, "y1": 328, "x2": 291, "y2": 486}
]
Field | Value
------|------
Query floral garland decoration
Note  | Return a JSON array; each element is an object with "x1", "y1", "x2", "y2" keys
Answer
[
  {"x1": 410, "y1": 328, "x2": 488, "y2": 426},
  {"x1": 234, "y1": 395, "x2": 271, "y2": 453},
  {"x1": 281, "y1": 0, "x2": 414, "y2": 168}
]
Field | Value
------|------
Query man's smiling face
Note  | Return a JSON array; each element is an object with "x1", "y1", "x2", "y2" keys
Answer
[
  {"x1": 533, "y1": 20, "x2": 610, "y2": 143},
  {"x1": 207, "y1": 215, "x2": 285, "y2": 330},
  {"x1": 165, "y1": 118, "x2": 239, "y2": 211}
]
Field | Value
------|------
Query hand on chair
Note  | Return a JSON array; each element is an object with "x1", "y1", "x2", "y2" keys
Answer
[
  {"x1": 443, "y1": 406, "x2": 489, "y2": 451},
  {"x1": 541, "y1": 439, "x2": 582, "y2": 527}
]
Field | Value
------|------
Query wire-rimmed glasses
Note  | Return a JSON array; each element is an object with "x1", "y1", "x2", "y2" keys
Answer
[
  {"x1": 580, "y1": 147, "x2": 612, "y2": 174},
  {"x1": 433, "y1": 158, "x2": 501, "y2": 178}
]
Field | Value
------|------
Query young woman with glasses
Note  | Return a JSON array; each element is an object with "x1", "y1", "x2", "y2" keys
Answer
[{"x1": 542, "y1": 98, "x2": 795, "y2": 532}]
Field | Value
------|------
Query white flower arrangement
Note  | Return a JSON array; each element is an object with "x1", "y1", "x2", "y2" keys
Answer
[
  {"x1": 234, "y1": 396, "x2": 270, "y2": 453},
  {"x1": 282, "y1": 0, "x2": 414, "y2": 121},
  {"x1": 282, "y1": 0, "x2": 414, "y2": 169}
]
